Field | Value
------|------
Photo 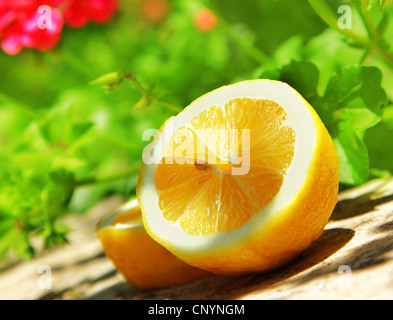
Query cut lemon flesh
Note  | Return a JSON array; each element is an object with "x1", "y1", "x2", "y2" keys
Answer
[
  {"x1": 137, "y1": 79, "x2": 339, "y2": 274},
  {"x1": 157, "y1": 98, "x2": 295, "y2": 235},
  {"x1": 96, "y1": 199, "x2": 209, "y2": 289}
]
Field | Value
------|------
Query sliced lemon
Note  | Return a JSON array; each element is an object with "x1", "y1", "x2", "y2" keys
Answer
[
  {"x1": 137, "y1": 79, "x2": 339, "y2": 274},
  {"x1": 96, "y1": 199, "x2": 209, "y2": 289}
]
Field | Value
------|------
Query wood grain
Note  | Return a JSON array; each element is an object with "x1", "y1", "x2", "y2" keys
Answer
[{"x1": 1, "y1": 178, "x2": 393, "y2": 300}]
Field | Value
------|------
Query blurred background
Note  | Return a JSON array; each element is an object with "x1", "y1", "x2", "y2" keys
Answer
[{"x1": 0, "y1": 0, "x2": 392, "y2": 262}]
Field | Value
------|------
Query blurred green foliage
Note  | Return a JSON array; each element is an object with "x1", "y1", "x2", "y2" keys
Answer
[{"x1": 0, "y1": 0, "x2": 393, "y2": 261}]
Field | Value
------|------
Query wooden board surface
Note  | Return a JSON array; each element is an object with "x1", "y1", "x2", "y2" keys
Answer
[{"x1": 1, "y1": 178, "x2": 393, "y2": 300}]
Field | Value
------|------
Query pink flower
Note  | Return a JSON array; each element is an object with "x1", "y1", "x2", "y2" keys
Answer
[
  {"x1": 58, "y1": 0, "x2": 117, "y2": 28},
  {"x1": 0, "y1": 0, "x2": 117, "y2": 55},
  {"x1": 0, "y1": 0, "x2": 63, "y2": 55}
]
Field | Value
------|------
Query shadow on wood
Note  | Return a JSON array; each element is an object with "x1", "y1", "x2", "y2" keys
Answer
[{"x1": 133, "y1": 228, "x2": 355, "y2": 300}]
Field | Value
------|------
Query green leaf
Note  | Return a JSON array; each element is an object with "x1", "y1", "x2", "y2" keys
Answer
[
  {"x1": 44, "y1": 225, "x2": 71, "y2": 249},
  {"x1": 49, "y1": 169, "x2": 75, "y2": 185},
  {"x1": 0, "y1": 218, "x2": 17, "y2": 260},
  {"x1": 37, "y1": 222, "x2": 71, "y2": 249},
  {"x1": 323, "y1": 65, "x2": 388, "y2": 184},
  {"x1": 277, "y1": 62, "x2": 388, "y2": 185},
  {"x1": 254, "y1": 65, "x2": 280, "y2": 80},
  {"x1": 364, "y1": 104, "x2": 393, "y2": 177},
  {"x1": 0, "y1": 217, "x2": 35, "y2": 260},
  {"x1": 280, "y1": 60, "x2": 320, "y2": 102},
  {"x1": 276, "y1": 60, "x2": 332, "y2": 127},
  {"x1": 338, "y1": 99, "x2": 382, "y2": 131},
  {"x1": 12, "y1": 231, "x2": 35, "y2": 260},
  {"x1": 324, "y1": 65, "x2": 387, "y2": 116},
  {"x1": 89, "y1": 72, "x2": 119, "y2": 86},
  {"x1": 358, "y1": 67, "x2": 388, "y2": 114},
  {"x1": 324, "y1": 67, "x2": 362, "y2": 110},
  {"x1": 70, "y1": 121, "x2": 94, "y2": 143},
  {"x1": 333, "y1": 128, "x2": 369, "y2": 185}
]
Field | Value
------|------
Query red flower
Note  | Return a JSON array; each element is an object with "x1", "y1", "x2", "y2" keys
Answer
[
  {"x1": 58, "y1": 0, "x2": 117, "y2": 28},
  {"x1": 0, "y1": 0, "x2": 117, "y2": 55},
  {"x1": 0, "y1": 0, "x2": 63, "y2": 55}
]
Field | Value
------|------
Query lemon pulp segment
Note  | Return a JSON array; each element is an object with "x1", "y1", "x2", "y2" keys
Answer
[{"x1": 155, "y1": 98, "x2": 295, "y2": 235}]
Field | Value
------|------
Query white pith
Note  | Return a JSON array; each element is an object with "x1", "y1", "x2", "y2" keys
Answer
[
  {"x1": 98, "y1": 198, "x2": 142, "y2": 230},
  {"x1": 138, "y1": 80, "x2": 317, "y2": 255}
]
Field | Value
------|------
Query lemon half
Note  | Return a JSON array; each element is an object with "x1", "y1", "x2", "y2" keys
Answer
[
  {"x1": 96, "y1": 199, "x2": 208, "y2": 289},
  {"x1": 137, "y1": 79, "x2": 339, "y2": 274}
]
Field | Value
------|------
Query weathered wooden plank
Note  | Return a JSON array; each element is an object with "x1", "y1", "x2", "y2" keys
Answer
[{"x1": 1, "y1": 178, "x2": 393, "y2": 300}]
